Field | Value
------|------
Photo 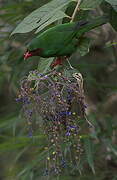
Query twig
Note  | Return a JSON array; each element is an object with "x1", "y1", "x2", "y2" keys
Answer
[
  {"x1": 67, "y1": 0, "x2": 82, "y2": 69},
  {"x1": 70, "y1": 0, "x2": 82, "y2": 22},
  {"x1": 67, "y1": 59, "x2": 74, "y2": 69}
]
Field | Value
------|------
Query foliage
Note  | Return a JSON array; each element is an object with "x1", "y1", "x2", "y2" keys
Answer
[{"x1": 0, "y1": 0, "x2": 117, "y2": 179}]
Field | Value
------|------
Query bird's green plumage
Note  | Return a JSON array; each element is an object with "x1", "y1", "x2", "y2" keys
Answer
[{"x1": 27, "y1": 16, "x2": 108, "y2": 58}]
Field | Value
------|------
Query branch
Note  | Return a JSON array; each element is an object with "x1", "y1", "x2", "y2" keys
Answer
[{"x1": 70, "y1": 0, "x2": 82, "y2": 22}]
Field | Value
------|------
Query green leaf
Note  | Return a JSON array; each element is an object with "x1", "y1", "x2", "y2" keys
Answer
[
  {"x1": 77, "y1": 37, "x2": 90, "y2": 56},
  {"x1": 17, "y1": 146, "x2": 53, "y2": 178},
  {"x1": 109, "y1": 7, "x2": 117, "y2": 31},
  {"x1": 105, "y1": 139, "x2": 117, "y2": 156},
  {"x1": 13, "y1": 147, "x2": 29, "y2": 164},
  {"x1": 0, "y1": 135, "x2": 45, "y2": 153},
  {"x1": 80, "y1": 0, "x2": 103, "y2": 10},
  {"x1": 37, "y1": 57, "x2": 54, "y2": 74},
  {"x1": 11, "y1": 0, "x2": 73, "y2": 35},
  {"x1": 35, "y1": 11, "x2": 69, "y2": 33},
  {"x1": 101, "y1": 1, "x2": 117, "y2": 31},
  {"x1": 88, "y1": 114, "x2": 101, "y2": 138},
  {"x1": 0, "y1": 114, "x2": 19, "y2": 130},
  {"x1": 84, "y1": 137, "x2": 95, "y2": 174},
  {"x1": 105, "y1": 0, "x2": 117, "y2": 6},
  {"x1": 0, "y1": 137, "x2": 30, "y2": 152}
]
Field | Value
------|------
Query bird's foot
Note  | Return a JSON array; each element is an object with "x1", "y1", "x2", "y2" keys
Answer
[{"x1": 51, "y1": 57, "x2": 66, "y2": 69}]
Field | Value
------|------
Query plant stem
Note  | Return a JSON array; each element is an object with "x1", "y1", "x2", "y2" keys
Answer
[{"x1": 70, "y1": 0, "x2": 82, "y2": 22}]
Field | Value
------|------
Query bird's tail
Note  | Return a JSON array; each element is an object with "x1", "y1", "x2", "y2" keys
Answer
[
  {"x1": 76, "y1": 15, "x2": 108, "y2": 38},
  {"x1": 64, "y1": 16, "x2": 108, "y2": 45}
]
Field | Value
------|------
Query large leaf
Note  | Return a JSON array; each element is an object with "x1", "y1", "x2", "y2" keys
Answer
[
  {"x1": 105, "y1": 0, "x2": 117, "y2": 6},
  {"x1": 35, "y1": 11, "x2": 68, "y2": 33},
  {"x1": 80, "y1": 0, "x2": 104, "y2": 10},
  {"x1": 37, "y1": 57, "x2": 54, "y2": 73},
  {"x1": 11, "y1": 0, "x2": 73, "y2": 35}
]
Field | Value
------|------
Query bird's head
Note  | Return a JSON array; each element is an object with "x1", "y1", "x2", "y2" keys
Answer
[{"x1": 24, "y1": 48, "x2": 42, "y2": 60}]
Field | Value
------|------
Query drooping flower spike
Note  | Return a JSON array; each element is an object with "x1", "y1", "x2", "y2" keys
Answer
[{"x1": 16, "y1": 69, "x2": 89, "y2": 175}]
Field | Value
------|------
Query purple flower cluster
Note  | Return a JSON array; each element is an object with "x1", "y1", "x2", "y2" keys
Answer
[
  {"x1": 17, "y1": 69, "x2": 87, "y2": 174},
  {"x1": 66, "y1": 125, "x2": 79, "y2": 136}
]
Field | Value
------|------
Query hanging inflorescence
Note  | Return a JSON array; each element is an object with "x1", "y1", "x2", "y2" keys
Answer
[{"x1": 16, "y1": 68, "x2": 88, "y2": 175}]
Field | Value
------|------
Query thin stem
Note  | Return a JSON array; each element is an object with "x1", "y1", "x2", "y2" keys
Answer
[
  {"x1": 70, "y1": 0, "x2": 82, "y2": 22},
  {"x1": 67, "y1": 59, "x2": 74, "y2": 69}
]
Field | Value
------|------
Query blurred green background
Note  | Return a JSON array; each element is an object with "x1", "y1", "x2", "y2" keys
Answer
[{"x1": 0, "y1": 0, "x2": 117, "y2": 179}]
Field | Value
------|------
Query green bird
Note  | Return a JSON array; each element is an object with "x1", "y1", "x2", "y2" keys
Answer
[{"x1": 24, "y1": 16, "x2": 108, "y2": 67}]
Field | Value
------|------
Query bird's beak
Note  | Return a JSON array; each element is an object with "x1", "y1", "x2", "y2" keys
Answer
[{"x1": 24, "y1": 51, "x2": 32, "y2": 60}]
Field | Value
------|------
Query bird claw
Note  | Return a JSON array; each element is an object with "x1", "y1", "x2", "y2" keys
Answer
[{"x1": 50, "y1": 57, "x2": 63, "y2": 69}]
